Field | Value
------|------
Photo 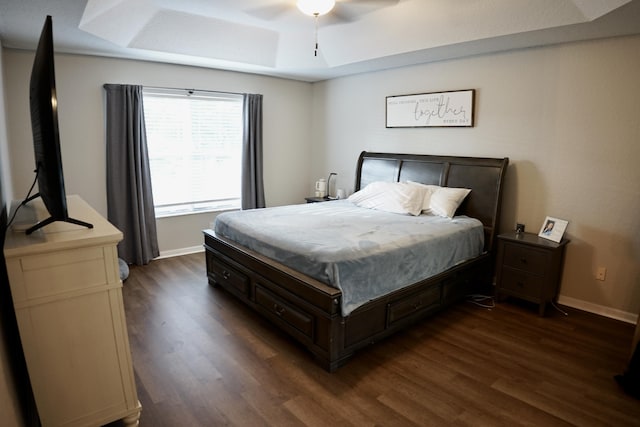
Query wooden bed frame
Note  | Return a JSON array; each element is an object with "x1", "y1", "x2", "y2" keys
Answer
[{"x1": 203, "y1": 151, "x2": 509, "y2": 371}]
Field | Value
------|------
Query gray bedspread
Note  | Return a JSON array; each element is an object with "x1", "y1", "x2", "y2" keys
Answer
[{"x1": 214, "y1": 200, "x2": 484, "y2": 316}]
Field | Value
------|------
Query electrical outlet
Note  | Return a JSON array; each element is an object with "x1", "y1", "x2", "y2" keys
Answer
[{"x1": 596, "y1": 267, "x2": 607, "y2": 281}]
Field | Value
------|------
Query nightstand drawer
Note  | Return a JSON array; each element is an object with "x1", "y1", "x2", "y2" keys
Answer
[
  {"x1": 500, "y1": 268, "x2": 543, "y2": 298},
  {"x1": 502, "y1": 243, "x2": 548, "y2": 275}
]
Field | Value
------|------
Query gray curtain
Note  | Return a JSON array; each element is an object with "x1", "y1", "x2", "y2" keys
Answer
[
  {"x1": 104, "y1": 84, "x2": 159, "y2": 265},
  {"x1": 241, "y1": 93, "x2": 265, "y2": 210}
]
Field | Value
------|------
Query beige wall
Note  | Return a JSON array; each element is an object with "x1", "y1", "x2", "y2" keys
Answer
[
  {"x1": 2, "y1": 30, "x2": 638, "y2": 426},
  {"x1": 2, "y1": 52, "x2": 313, "y2": 256},
  {"x1": 2, "y1": 35, "x2": 639, "y2": 320},
  {"x1": 311, "y1": 35, "x2": 640, "y2": 320}
]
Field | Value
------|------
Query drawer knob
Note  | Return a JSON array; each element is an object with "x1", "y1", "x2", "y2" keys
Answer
[
  {"x1": 519, "y1": 258, "x2": 528, "y2": 264},
  {"x1": 222, "y1": 270, "x2": 231, "y2": 280},
  {"x1": 273, "y1": 304, "x2": 286, "y2": 316}
]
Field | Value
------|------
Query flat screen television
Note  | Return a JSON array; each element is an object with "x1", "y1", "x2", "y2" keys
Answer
[{"x1": 24, "y1": 15, "x2": 92, "y2": 235}]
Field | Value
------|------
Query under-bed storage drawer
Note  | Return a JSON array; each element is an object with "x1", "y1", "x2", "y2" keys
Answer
[
  {"x1": 207, "y1": 255, "x2": 249, "y2": 297},
  {"x1": 386, "y1": 284, "x2": 442, "y2": 326},
  {"x1": 255, "y1": 285, "x2": 314, "y2": 339}
]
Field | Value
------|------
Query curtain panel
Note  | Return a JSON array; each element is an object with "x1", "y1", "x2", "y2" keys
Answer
[
  {"x1": 103, "y1": 84, "x2": 159, "y2": 265},
  {"x1": 241, "y1": 93, "x2": 265, "y2": 210}
]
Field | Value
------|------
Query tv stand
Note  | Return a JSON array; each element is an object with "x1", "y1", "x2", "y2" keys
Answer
[
  {"x1": 24, "y1": 215, "x2": 93, "y2": 235},
  {"x1": 21, "y1": 192, "x2": 94, "y2": 234}
]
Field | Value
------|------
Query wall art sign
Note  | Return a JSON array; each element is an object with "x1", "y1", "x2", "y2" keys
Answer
[{"x1": 386, "y1": 89, "x2": 475, "y2": 128}]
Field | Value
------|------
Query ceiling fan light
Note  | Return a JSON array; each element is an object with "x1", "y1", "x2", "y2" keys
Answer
[{"x1": 296, "y1": 0, "x2": 336, "y2": 16}]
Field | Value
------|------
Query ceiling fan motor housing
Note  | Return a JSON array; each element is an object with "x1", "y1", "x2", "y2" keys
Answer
[{"x1": 297, "y1": 0, "x2": 336, "y2": 16}]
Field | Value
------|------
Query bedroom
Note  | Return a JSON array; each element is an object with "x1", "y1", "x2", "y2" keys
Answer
[{"x1": 1, "y1": 0, "x2": 640, "y2": 425}]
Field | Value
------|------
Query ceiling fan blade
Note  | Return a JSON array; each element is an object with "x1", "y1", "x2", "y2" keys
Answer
[
  {"x1": 244, "y1": 4, "x2": 291, "y2": 21},
  {"x1": 324, "y1": 4, "x2": 358, "y2": 24},
  {"x1": 324, "y1": 0, "x2": 400, "y2": 24}
]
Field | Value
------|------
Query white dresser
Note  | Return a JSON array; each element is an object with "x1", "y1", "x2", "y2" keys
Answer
[{"x1": 4, "y1": 195, "x2": 141, "y2": 427}]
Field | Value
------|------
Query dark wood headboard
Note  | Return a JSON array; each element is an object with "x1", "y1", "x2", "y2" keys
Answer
[{"x1": 354, "y1": 151, "x2": 509, "y2": 253}]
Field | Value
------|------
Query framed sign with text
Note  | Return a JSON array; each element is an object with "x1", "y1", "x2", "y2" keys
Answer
[{"x1": 386, "y1": 89, "x2": 475, "y2": 128}]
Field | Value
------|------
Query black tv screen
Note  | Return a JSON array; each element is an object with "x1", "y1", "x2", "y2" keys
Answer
[{"x1": 25, "y1": 15, "x2": 92, "y2": 234}]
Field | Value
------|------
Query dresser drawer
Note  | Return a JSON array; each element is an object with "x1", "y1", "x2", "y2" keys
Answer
[
  {"x1": 207, "y1": 255, "x2": 249, "y2": 297},
  {"x1": 499, "y1": 268, "x2": 543, "y2": 299},
  {"x1": 7, "y1": 246, "x2": 110, "y2": 303},
  {"x1": 255, "y1": 285, "x2": 314, "y2": 339},
  {"x1": 502, "y1": 243, "x2": 548, "y2": 275}
]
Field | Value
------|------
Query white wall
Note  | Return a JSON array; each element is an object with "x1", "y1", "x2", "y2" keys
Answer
[
  {"x1": 2, "y1": 52, "x2": 313, "y2": 256},
  {"x1": 311, "y1": 35, "x2": 640, "y2": 320},
  {"x1": 3, "y1": 35, "x2": 639, "y2": 320}
]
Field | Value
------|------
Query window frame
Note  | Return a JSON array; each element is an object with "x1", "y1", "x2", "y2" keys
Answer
[{"x1": 142, "y1": 87, "x2": 244, "y2": 218}]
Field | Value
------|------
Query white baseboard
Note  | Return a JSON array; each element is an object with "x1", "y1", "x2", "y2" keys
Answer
[
  {"x1": 156, "y1": 245, "x2": 204, "y2": 260},
  {"x1": 558, "y1": 295, "x2": 638, "y2": 324}
]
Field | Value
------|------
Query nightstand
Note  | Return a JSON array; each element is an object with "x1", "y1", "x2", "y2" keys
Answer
[
  {"x1": 495, "y1": 231, "x2": 569, "y2": 316},
  {"x1": 305, "y1": 196, "x2": 330, "y2": 203}
]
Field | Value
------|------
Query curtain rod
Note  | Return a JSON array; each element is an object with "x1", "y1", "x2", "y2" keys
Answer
[
  {"x1": 104, "y1": 84, "x2": 262, "y2": 97},
  {"x1": 143, "y1": 86, "x2": 246, "y2": 96}
]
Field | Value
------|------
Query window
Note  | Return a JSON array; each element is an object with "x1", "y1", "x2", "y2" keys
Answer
[{"x1": 142, "y1": 88, "x2": 243, "y2": 217}]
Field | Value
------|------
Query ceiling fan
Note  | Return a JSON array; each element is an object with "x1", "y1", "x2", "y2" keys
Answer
[
  {"x1": 247, "y1": 0, "x2": 400, "y2": 23},
  {"x1": 246, "y1": 0, "x2": 400, "y2": 56}
]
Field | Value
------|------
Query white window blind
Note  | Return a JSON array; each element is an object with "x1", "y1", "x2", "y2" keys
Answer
[{"x1": 142, "y1": 88, "x2": 243, "y2": 217}]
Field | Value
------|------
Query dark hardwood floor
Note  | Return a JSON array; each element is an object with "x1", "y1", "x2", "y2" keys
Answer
[{"x1": 114, "y1": 252, "x2": 639, "y2": 426}]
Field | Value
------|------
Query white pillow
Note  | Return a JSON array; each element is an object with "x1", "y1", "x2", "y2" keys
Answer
[
  {"x1": 429, "y1": 187, "x2": 471, "y2": 218},
  {"x1": 348, "y1": 181, "x2": 425, "y2": 216},
  {"x1": 406, "y1": 181, "x2": 471, "y2": 218},
  {"x1": 406, "y1": 181, "x2": 441, "y2": 211}
]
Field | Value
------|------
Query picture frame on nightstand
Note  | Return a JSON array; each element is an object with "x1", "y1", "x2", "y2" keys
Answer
[{"x1": 538, "y1": 216, "x2": 568, "y2": 243}]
